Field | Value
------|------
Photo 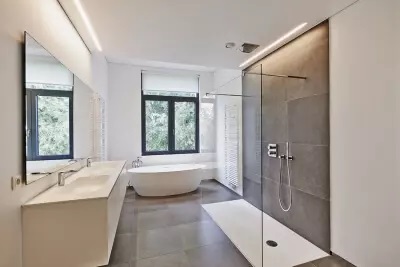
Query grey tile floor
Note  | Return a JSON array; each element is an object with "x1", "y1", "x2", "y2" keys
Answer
[
  {"x1": 102, "y1": 180, "x2": 250, "y2": 267},
  {"x1": 295, "y1": 255, "x2": 356, "y2": 267}
]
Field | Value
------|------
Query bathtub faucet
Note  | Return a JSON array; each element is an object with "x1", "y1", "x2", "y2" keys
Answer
[{"x1": 132, "y1": 157, "x2": 143, "y2": 168}]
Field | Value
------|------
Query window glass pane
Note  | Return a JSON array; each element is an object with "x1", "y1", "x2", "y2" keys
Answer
[
  {"x1": 37, "y1": 95, "x2": 70, "y2": 156},
  {"x1": 200, "y1": 101, "x2": 215, "y2": 153},
  {"x1": 175, "y1": 102, "x2": 196, "y2": 151},
  {"x1": 145, "y1": 100, "x2": 169, "y2": 151}
]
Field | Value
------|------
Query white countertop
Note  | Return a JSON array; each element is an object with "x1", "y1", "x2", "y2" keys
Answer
[{"x1": 24, "y1": 161, "x2": 126, "y2": 207}]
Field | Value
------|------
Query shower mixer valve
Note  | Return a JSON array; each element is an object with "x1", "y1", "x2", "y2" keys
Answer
[
  {"x1": 269, "y1": 143, "x2": 294, "y2": 160},
  {"x1": 267, "y1": 144, "x2": 278, "y2": 158}
]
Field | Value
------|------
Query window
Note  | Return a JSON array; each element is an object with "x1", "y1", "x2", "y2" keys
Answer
[
  {"x1": 26, "y1": 88, "x2": 73, "y2": 160},
  {"x1": 199, "y1": 96, "x2": 216, "y2": 153},
  {"x1": 141, "y1": 72, "x2": 199, "y2": 155}
]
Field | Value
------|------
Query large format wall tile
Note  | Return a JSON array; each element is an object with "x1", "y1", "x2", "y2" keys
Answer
[
  {"x1": 243, "y1": 21, "x2": 330, "y2": 252},
  {"x1": 290, "y1": 188, "x2": 330, "y2": 251},
  {"x1": 262, "y1": 142, "x2": 288, "y2": 183},
  {"x1": 261, "y1": 77, "x2": 287, "y2": 104},
  {"x1": 288, "y1": 94, "x2": 329, "y2": 145},
  {"x1": 286, "y1": 27, "x2": 329, "y2": 101},
  {"x1": 262, "y1": 177, "x2": 290, "y2": 224},
  {"x1": 243, "y1": 177, "x2": 262, "y2": 210},
  {"x1": 262, "y1": 101, "x2": 288, "y2": 143},
  {"x1": 290, "y1": 144, "x2": 330, "y2": 200},
  {"x1": 262, "y1": 177, "x2": 330, "y2": 251}
]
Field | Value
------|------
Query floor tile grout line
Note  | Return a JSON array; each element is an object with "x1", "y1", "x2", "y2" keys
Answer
[
  {"x1": 130, "y1": 239, "x2": 231, "y2": 263},
  {"x1": 110, "y1": 181, "x2": 249, "y2": 266}
]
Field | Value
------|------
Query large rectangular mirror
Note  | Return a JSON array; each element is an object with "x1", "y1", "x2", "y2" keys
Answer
[{"x1": 24, "y1": 32, "x2": 95, "y2": 184}]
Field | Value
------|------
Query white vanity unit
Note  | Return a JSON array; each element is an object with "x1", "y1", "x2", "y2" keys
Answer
[{"x1": 22, "y1": 161, "x2": 127, "y2": 267}]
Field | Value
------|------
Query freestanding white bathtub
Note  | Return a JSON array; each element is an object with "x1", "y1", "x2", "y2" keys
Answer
[{"x1": 128, "y1": 164, "x2": 205, "y2": 197}]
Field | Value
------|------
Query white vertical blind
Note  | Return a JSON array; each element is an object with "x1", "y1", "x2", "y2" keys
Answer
[
  {"x1": 142, "y1": 72, "x2": 199, "y2": 93},
  {"x1": 26, "y1": 56, "x2": 74, "y2": 86}
]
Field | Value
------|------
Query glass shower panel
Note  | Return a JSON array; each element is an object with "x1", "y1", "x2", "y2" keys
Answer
[
  {"x1": 204, "y1": 66, "x2": 263, "y2": 267},
  {"x1": 241, "y1": 65, "x2": 263, "y2": 267}
]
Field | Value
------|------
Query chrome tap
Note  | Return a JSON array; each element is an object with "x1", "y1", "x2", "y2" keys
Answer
[
  {"x1": 132, "y1": 157, "x2": 143, "y2": 168},
  {"x1": 58, "y1": 169, "x2": 79, "y2": 186},
  {"x1": 87, "y1": 157, "x2": 93, "y2": 167}
]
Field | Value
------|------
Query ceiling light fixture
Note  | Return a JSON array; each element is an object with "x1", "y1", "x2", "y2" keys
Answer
[
  {"x1": 74, "y1": 0, "x2": 102, "y2": 51},
  {"x1": 239, "y1": 22, "x2": 307, "y2": 68},
  {"x1": 225, "y1": 42, "x2": 236, "y2": 49}
]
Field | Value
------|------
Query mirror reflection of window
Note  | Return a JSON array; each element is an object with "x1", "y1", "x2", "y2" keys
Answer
[
  {"x1": 25, "y1": 40, "x2": 74, "y2": 161},
  {"x1": 25, "y1": 83, "x2": 73, "y2": 161}
]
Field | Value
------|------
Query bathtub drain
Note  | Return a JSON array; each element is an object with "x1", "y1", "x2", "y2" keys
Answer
[{"x1": 266, "y1": 240, "x2": 278, "y2": 247}]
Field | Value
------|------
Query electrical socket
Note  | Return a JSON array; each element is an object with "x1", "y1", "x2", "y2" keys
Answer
[{"x1": 11, "y1": 175, "x2": 22, "y2": 190}]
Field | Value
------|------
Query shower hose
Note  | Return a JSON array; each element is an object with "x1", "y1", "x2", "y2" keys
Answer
[{"x1": 278, "y1": 143, "x2": 293, "y2": 212}]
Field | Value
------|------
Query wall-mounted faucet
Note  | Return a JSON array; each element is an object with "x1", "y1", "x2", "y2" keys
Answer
[
  {"x1": 132, "y1": 157, "x2": 143, "y2": 168},
  {"x1": 87, "y1": 157, "x2": 93, "y2": 167},
  {"x1": 58, "y1": 168, "x2": 82, "y2": 186},
  {"x1": 268, "y1": 142, "x2": 294, "y2": 212}
]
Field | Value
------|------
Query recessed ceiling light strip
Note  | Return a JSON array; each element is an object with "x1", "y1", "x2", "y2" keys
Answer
[
  {"x1": 239, "y1": 22, "x2": 307, "y2": 68},
  {"x1": 74, "y1": 0, "x2": 103, "y2": 51},
  {"x1": 57, "y1": 0, "x2": 91, "y2": 53}
]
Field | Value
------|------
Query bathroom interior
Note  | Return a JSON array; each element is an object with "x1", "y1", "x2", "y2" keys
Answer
[{"x1": 1, "y1": 0, "x2": 399, "y2": 267}]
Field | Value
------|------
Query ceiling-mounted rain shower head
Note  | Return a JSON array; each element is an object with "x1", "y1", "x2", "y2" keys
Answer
[{"x1": 239, "y1": 43, "x2": 260, "y2": 53}]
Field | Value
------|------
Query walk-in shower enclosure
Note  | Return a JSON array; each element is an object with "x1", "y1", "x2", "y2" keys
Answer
[{"x1": 211, "y1": 21, "x2": 330, "y2": 266}]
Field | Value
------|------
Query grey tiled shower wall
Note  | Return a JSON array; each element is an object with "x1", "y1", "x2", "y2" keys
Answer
[{"x1": 242, "y1": 21, "x2": 330, "y2": 251}]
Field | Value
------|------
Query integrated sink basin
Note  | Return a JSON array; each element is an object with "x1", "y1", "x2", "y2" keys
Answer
[
  {"x1": 24, "y1": 161, "x2": 125, "y2": 205},
  {"x1": 62, "y1": 175, "x2": 109, "y2": 197},
  {"x1": 23, "y1": 161, "x2": 128, "y2": 267}
]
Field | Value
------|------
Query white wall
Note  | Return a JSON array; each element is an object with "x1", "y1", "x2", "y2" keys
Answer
[
  {"x1": 214, "y1": 69, "x2": 243, "y2": 195},
  {"x1": 108, "y1": 63, "x2": 216, "y2": 168},
  {"x1": 74, "y1": 78, "x2": 93, "y2": 159},
  {"x1": 0, "y1": 1, "x2": 107, "y2": 267},
  {"x1": 330, "y1": 0, "x2": 400, "y2": 266}
]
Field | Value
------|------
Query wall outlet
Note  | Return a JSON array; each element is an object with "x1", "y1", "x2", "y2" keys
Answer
[{"x1": 11, "y1": 175, "x2": 22, "y2": 190}]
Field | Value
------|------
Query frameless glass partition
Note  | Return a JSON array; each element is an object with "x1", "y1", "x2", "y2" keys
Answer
[
  {"x1": 207, "y1": 66, "x2": 263, "y2": 267},
  {"x1": 212, "y1": 63, "x2": 316, "y2": 267},
  {"x1": 242, "y1": 65, "x2": 263, "y2": 267}
]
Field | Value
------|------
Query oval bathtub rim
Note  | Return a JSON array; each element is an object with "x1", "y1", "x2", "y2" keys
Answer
[{"x1": 127, "y1": 163, "x2": 206, "y2": 174}]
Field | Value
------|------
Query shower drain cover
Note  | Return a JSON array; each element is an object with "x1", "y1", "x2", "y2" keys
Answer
[{"x1": 266, "y1": 240, "x2": 278, "y2": 247}]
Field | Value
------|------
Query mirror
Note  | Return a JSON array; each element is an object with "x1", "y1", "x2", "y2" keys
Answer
[{"x1": 24, "y1": 32, "x2": 95, "y2": 184}]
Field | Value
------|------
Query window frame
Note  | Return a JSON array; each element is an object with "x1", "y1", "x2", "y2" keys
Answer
[
  {"x1": 26, "y1": 88, "x2": 74, "y2": 161},
  {"x1": 141, "y1": 91, "x2": 200, "y2": 156}
]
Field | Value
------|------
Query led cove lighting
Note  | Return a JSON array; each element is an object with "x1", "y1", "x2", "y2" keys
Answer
[
  {"x1": 239, "y1": 22, "x2": 307, "y2": 68},
  {"x1": 74, "y1": 0, "x2": 102, "y2": 51}
]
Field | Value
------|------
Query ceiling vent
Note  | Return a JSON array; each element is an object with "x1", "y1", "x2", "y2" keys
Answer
[{"x1": 239, "y1": 43, "x2": 260, "y2": 53}]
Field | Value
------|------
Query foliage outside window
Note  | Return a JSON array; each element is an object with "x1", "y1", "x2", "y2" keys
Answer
[
  {"x1": 26, "y1": 88, "x2": 73, "y2": 160},
  {"x1": 142, "y1": 90, "x2": 199, "y2": 155}
]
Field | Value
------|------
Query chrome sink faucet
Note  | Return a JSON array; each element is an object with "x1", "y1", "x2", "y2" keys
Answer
[
  {"x1": 87, "y1": 157, "x2": 93, "y2": 167},
  {"x1": 58, "y1": 169, "x2": 79, "y2": 186}
]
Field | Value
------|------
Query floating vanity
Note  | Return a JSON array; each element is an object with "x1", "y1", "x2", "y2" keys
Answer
[{"x1": 22, "y1": 161, "x2": 127, "y2": 267}]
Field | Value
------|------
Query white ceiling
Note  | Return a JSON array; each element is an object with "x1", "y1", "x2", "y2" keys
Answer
[{"x1": 60, "y1": 0, "x2": 357, "y2": 70}]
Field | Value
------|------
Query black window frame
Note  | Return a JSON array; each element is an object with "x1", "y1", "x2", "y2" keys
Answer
[
  {"x1": 141, "y1": 91, "x2": 200, "y2": 156},
  {"x1": 26, "y1": 88, "x2": 74, "y2": 161}
]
